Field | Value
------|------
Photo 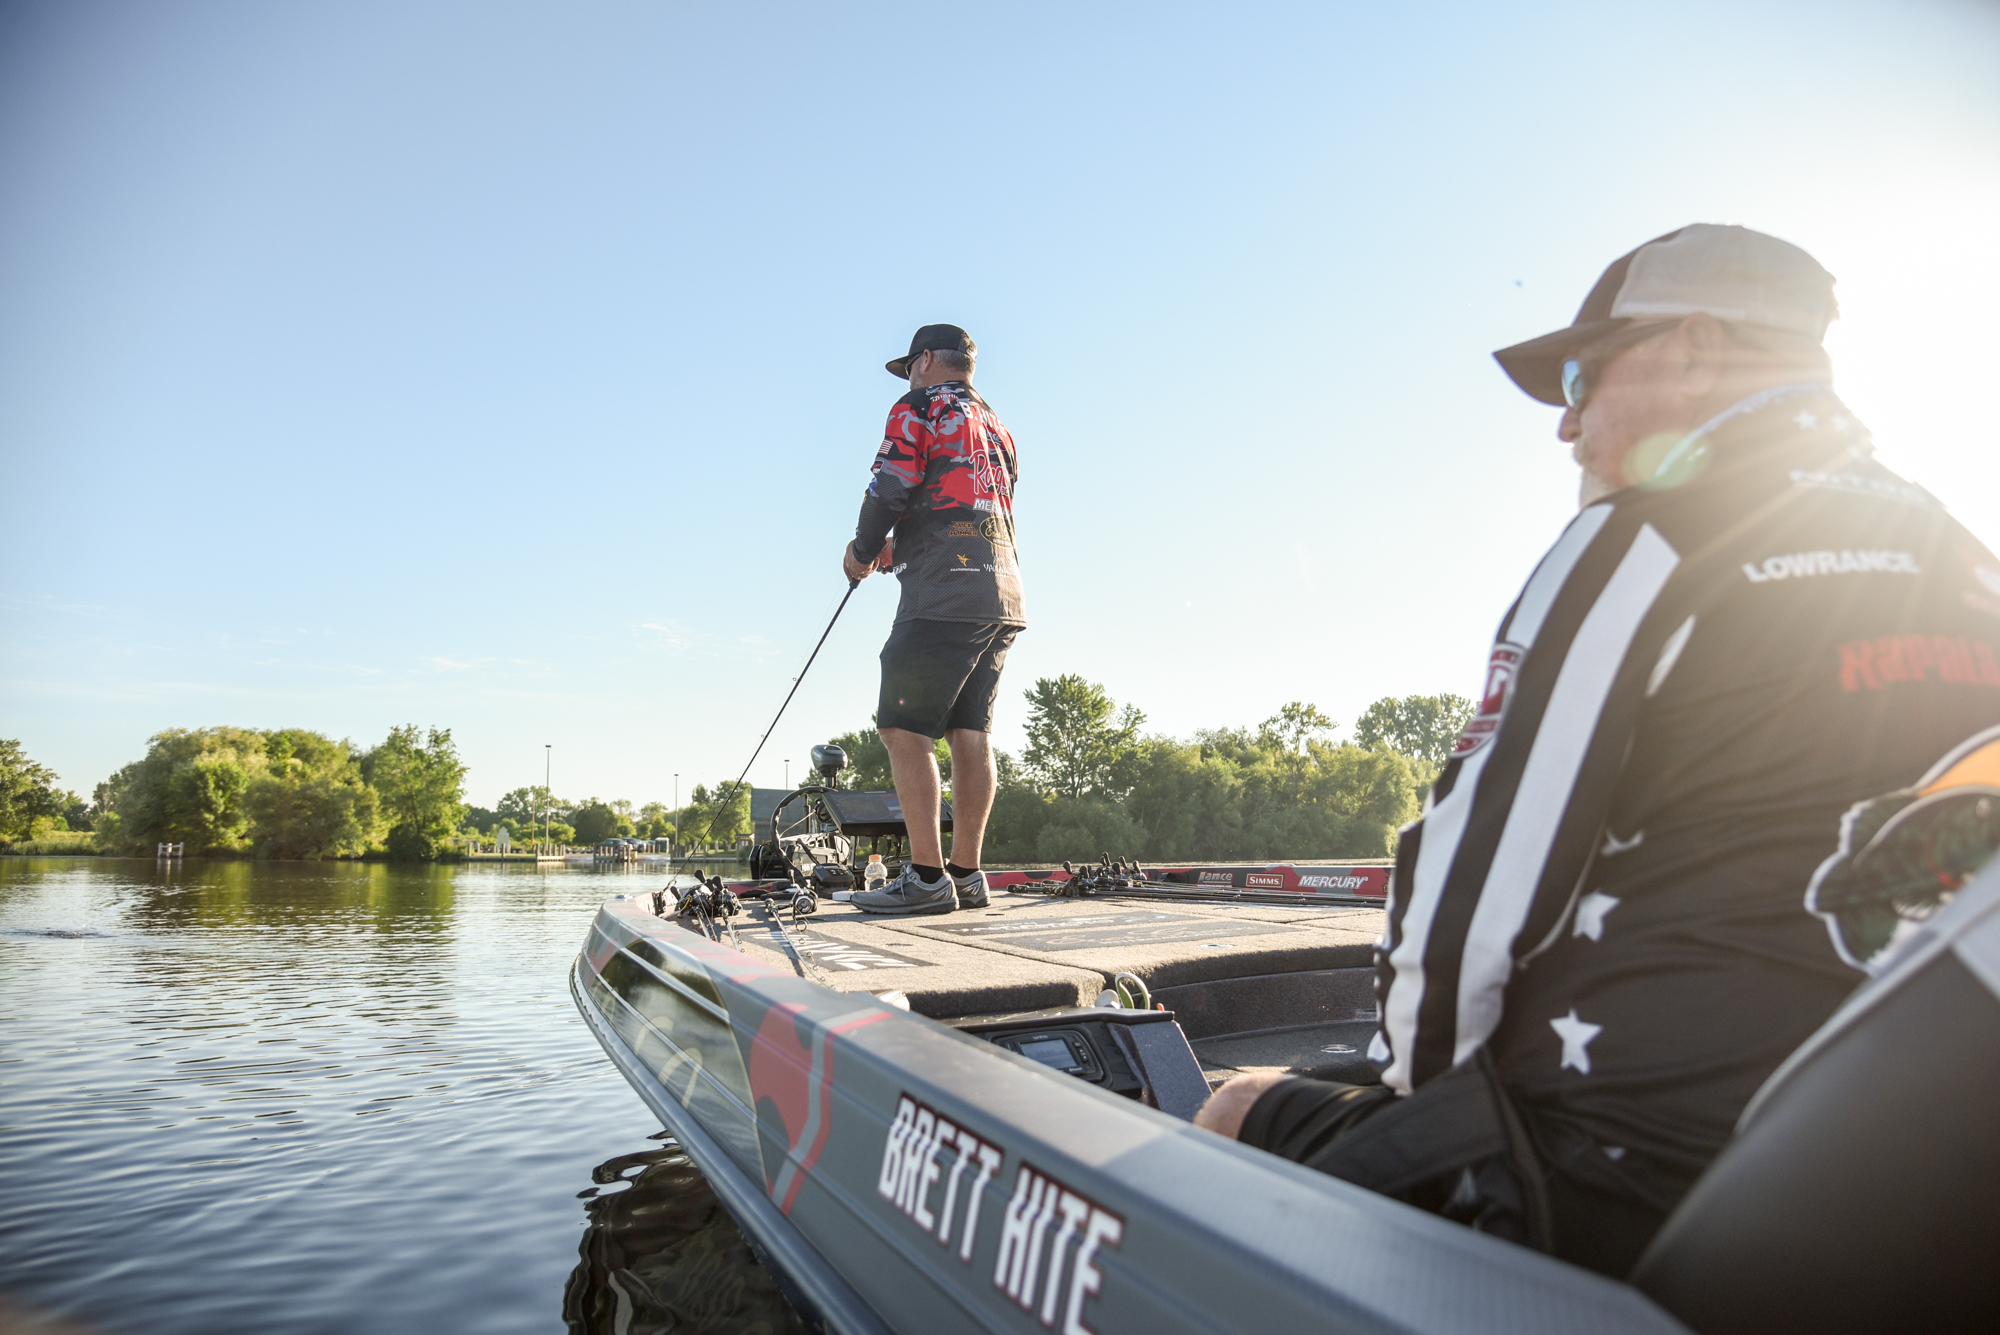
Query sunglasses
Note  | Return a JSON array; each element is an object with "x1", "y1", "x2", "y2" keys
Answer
[{"x1": 1561, "y1": 321, "x2": 1677, "y2": 410}]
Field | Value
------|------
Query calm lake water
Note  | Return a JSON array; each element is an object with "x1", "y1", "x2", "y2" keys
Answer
[{"x1": 0, "y1": 857, "x2": 805, "y2": 1335}]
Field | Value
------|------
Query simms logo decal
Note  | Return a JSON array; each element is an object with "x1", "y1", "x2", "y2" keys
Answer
[
  {"x1": 1244, "y1": 872, "x2": 1285, "y2": 889},
  {"x1": 879, "y1": 1095, "x2": 1004, "y2": 1262},
  {"x1": 878, "y1": 1096, "x2": 1124, "y2": 1332},
  {"x1": 995, "y1": 1163, "x2": 1123, "y2": 1334}
]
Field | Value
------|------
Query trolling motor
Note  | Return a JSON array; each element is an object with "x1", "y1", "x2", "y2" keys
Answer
[{"x1": 811, "y1": 743, "x2": 848, "y2": 787}]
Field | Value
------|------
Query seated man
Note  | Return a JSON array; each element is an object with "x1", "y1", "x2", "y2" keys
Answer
[{"x1": 1196, "y1": 224, "x2": 2000, "y2": 1275}]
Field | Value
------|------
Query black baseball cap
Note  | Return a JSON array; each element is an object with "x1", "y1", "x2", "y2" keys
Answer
[
  {"x1": 886, "y1": 323, "x2": 975, "y2": 379},
  {"x1": 1494, "y1": 224, "x2": 1839, "y2": 405}
]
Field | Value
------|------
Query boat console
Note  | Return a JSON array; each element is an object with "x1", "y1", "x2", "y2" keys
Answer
[
  {"x1": 746, "y1": 782, "x2": 952, "y2": 887},
  {"x1": 950, "y1": 1006, "x2": 1213, "y2": 1119}
]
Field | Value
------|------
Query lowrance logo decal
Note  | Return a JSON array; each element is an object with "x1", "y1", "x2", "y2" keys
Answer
[
  {"x1": 1197, "y1": 871, "x2": 1235, "y2": 886},
  {"x1": 879, "y1": 1095, "x2": 1003, "y2": 1262},
  {"x1": 995, "y1": 1163, "x2": 1123, "y2": 1333},
  {"x1": 878, "y1": 1095, "x2": 1123, "y2": 1332}
]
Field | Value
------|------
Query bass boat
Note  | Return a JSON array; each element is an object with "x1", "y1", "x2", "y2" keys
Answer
[{"x1": 573, "y1": 760, "x2": 1999, "y2": 1334}]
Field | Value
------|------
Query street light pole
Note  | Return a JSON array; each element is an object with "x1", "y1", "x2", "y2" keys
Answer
[
  {"x1": 672, "y1": 773, "x2": 679, "y2": 858},
  {"x1": 544, "y1": 745, "x2": 551, "y2": 853}
]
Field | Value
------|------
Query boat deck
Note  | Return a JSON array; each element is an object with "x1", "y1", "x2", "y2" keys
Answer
[{"x1": 730, "y1": 887, "x2": 1389, "y2": 1088}]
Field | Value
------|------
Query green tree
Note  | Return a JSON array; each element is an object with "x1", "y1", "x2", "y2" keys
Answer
[
  {"x1": 0, "y1": 739, "x2": 75, "y2": 842},
  {"x1": 243, "y1": 730, "x2": 377, "y2": 858},
  {"x1": 512, "y1": 817, "x2": 575, "y2": 845},
  {"x1": 101, "y1": 727, "x2": 268, "y2": 853},
  {"x1": 1021, "y1": 676, "x2": 1145, "y2": 799},
  {"x1": 364, "y1": 726, "x2": 468, "y2": 861},
  {"x1": 1354, "y1": 694, "x2": 1476, "y2": 773},
  {"x1": 678, "y1": 782, "x2": 751, "y2": 848},
  {"x1": 1120, "y1": 739, "x2": 1249, "y2": 861},
  {"x1": 497, "y1": 786, "x2": 568, "y2": 841},
  {"x1": 572, "y1": 800, "x2": 635, "y2": 844},
  {"x1": 1258, "y1": 702, "x2": 1339, "y2": 803}
]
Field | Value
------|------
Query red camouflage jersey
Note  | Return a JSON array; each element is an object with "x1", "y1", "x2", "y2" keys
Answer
[{"x1": 852, "y1": 381, "x2": 1024, "y2": 626}]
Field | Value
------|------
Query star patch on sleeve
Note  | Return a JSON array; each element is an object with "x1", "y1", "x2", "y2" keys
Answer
[
  {"x1": 1550, "y1": 1009, "x2": 1603, "y2": 1075},
  {"x1": 1573, "y1": 892, "x2": 1622, "y2": 941}
]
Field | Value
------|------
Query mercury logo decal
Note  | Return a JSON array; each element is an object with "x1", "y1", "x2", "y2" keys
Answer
[
  {"x1": 994, "y1": 1163, "x2": 1123, "y2": 1334},
  {"x1": 1297, "y1": 873, "x2": 1368, "y2": 890},
  {"x1": 879, "y1": 1094, "x2": 1004, "y2": 1263}
]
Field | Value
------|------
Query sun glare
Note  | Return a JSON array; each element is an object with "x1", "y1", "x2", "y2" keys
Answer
[{"x1": 1813, "y1": 170, "x2": 2000, "y2": 550}]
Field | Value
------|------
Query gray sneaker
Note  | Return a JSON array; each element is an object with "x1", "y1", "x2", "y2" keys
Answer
[
  {"x1": 952, "y1": 868, "x2": 989, "y2": 909},
  {"x1": 852, "y1": 866, "x2": 955, "y2": 915}
]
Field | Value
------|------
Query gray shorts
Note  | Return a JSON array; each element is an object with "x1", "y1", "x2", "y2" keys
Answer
[{"x1": 876, "y1": 619, "x2": 1020, "y2": 738}]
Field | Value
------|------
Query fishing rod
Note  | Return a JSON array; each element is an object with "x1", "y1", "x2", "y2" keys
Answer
[{"x1": 670, "y1": 576, "x2": 861, "y2": 881}]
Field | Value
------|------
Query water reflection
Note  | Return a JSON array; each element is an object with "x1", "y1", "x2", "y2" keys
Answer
[
  {"x1": 565, "y1": 1137, "x2": 807, "y2": 1335},
  {"x1": 0, "y1": 858, "x2": 698, "y2": 1334}
]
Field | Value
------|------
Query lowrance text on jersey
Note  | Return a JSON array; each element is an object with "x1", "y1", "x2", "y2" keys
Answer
[{"x1": 1743, "y1": 549, "x2": 1921, "y2": 583}]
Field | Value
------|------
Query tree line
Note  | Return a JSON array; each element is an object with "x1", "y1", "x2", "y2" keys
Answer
[
  {"x1": 829, "y1": 678, "x2": 1472, "y2": 864},
  {"x1": 0, "y1": 682, "x2": 1470, "y2": 863},
  {"x1": 0, "y1": 726, "x2": 467, "y2": 860},
  {"x1": 0, "y1": 725, "x2": 756, "y2": 860},
  {"x1": 460, "y1": 784, "x2": 749, "y2": 851}
]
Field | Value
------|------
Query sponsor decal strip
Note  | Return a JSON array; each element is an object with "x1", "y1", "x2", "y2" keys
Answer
[{"x1": 878, "y1": 1094, "x2": 1123, "y2": 1334}]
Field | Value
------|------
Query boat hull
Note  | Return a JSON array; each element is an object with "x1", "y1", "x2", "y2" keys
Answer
[{"x1": 573, "y1": 894, "x2": 1690, "y2": 1335}]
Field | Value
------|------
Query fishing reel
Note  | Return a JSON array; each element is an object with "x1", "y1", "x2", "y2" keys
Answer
[
  {"x1": 1049, "y1": 853, "x2": 1148, "y2": 898},
  {"x1": 669, "y1": 873, "x2": 740, "y2": 920}
]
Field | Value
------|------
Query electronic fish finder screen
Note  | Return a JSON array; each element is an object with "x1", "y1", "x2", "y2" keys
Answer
[{"x1": 1018, "y1": 1038, "x2": 1075, "y2": 1069}]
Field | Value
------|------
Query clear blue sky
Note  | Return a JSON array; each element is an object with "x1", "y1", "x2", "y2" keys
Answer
[{"x1": 5, "y1": 1, "x2": 1999, "y2": 808}]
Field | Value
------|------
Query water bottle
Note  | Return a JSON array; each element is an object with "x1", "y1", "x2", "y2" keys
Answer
[{"x1": 863, "y1": 854, "x2": 887, "y2": 890}]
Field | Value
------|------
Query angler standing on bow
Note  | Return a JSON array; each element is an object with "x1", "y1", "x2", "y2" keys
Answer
[{"x1": 842, "y1": 324, "x2": 1025, "y2": 915}]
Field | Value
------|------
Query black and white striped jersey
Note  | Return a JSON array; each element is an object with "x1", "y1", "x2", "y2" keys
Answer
[{"x1": 1376, "y1": 385, "x2": 2000, "y2": 1196}]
